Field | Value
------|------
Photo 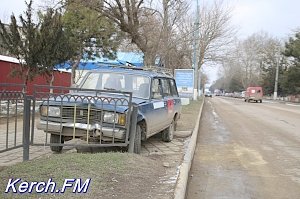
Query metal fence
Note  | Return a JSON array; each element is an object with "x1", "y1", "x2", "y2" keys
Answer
[
  {"x1": 0, "y1": 84, "x2": 138, "y2": 161},
  {"x1": 0, "y1": 84, "x2": 25, "y2": 153}
]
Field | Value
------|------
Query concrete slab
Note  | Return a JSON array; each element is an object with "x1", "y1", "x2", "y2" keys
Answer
[{"x1": 174, "y1": 130, "x2": 192, "y2": 138}]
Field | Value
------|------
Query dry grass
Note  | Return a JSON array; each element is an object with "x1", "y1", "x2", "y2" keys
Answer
[
  {"x1": 177, "y1": 98, "x2": 203, "y2": 131},
  {"x1": 0, "y1": 153, "x2": 166, "y2": 199}
]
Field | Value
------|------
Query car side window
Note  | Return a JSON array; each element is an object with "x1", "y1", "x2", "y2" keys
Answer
[
  {"x1": 170, "y1": 79, "x2": 179, "y2": 96},
  {"x1": 161, "y1": 78, "x2": 171, "y2": 97},
  {"x1": 151, "y1": 78, "x2": 162, "y2": 99}
]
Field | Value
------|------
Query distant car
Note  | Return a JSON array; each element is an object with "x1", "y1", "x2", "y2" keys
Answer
[
  {"x1": 37, "y1": 66, "x2": 182, "y2": 153},
  {"x1": 241, "y1": 91, "x2": 246, "y2": 98},
  {"x1": 244, "y1": 87, "x2": 263, "y2": 103},
  {"x1": 205, "y1": 91, "x2": 212, "y2": 97},
  {"x1": 233, "y1": 92, "x2": 241, "y2": 98},
  {"x1": 225, "y1": 92, "x2": 233, "y2": 97}
]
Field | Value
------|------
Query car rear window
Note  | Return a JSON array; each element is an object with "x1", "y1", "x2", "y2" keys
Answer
[{"x1": 81, "y1": 72, "x2": 150, "y2": 99}]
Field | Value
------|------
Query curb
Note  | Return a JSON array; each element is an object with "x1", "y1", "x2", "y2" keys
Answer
[{"x1": 173, "y1": 98, "x2": 205, "y2": 199}]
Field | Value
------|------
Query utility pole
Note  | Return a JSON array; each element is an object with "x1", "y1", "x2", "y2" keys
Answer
[
  {"x1": 273, "y1": 57, "x2": 279, "y2": 100},
  {"x1": 193, "y1": 0, "x2": 200, "y2": 100}
]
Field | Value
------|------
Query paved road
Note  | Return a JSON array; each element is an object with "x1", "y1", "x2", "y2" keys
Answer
[{"x1": 186, "y1": 97, "x2": 300, "y2": 199}]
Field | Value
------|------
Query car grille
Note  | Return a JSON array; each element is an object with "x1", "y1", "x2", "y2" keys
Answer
[{"x1": 61, "y1": 107, "x2": 102, "y2": 123}]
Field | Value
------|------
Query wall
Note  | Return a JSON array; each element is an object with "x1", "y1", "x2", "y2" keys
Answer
[{"x1": 0, "y1": 60, "x2": 71, "y2": 95}]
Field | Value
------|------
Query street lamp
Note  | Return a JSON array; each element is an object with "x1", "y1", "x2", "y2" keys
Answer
[
  {"x1": 273, "y1": 57, "x2": 280, "y2": 100},
  {"x1": 193, "y1": 0, "x2": 200, "y2": 100}
]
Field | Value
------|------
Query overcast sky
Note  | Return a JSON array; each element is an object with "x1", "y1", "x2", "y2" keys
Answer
[
  {"x1": 201, "y1": 0, "x2": 300, "y2": 84},
  {"x1": 1, "y1": 0, "x2": 299, "y2": 83},
  {"x1": 1, "y1": 0, "x2": 299, "y2": 38},
  {"x1": 229, "y1": 0, "x2": 300, "y2": 38}
]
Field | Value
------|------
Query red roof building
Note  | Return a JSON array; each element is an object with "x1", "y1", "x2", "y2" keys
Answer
[{"x1": 0, "y1": 55, "x2": 71, "y2": 95}]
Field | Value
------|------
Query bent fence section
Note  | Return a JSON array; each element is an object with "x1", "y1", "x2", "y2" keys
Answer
[{"x1": 0, "y1": 84, "x2": 137, "y2": 162}]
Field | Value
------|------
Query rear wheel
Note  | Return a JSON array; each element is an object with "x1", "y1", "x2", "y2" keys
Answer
[
  {"x1": 260, "y1": 99, "x2": 262, "y2": 103},
  {"x1": 134, "y1": 125, "x2": 142, "y2": 154},
  {"x1": 50, "y1": 134, "x2": 64, "y2": 153},
  {"x1": 173, "y1": 115, "x2": 179, "y2": 131},
  {"x1": 162, "y1": 120, "x2": 174, "y2": 142}
]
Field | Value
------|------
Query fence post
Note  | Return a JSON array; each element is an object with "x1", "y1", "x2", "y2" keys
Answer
[
  {"x1": 30, "y1": 97, "x2": 36, "y2": 144},
  {"x1": 128, "y1": 106, "x2": 138, "y2": 153},
  {"x1": 23, "y1": 96, "x2": 31, "y2": 161}
]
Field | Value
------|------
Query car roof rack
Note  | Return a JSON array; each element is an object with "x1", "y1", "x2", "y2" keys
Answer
[
  {"x1": 98, "y1": 64, "x2": 174, "y2": 77},
  {"x1": 147, "y1": 66, "x2": 173, "y2": 77}
]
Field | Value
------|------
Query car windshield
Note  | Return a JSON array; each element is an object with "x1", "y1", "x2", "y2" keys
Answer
[{"x1": 80, "y1": 72, "x2": 151, "y2": 99}]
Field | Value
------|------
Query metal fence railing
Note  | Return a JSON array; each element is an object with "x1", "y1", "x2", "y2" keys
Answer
[
  {"x1": 0, "y1": 84, "x2": 139, "y2": 161},
  {"x1": 0, "y1": 84, "x2": 25, "y2": 153},
  {"x1": 31, "y1": 85, "x2": 135, "y2": 151}
]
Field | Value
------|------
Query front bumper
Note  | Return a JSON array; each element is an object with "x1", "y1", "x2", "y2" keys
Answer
[{"x1": 37, "y1": 120, "x2": 126, "y2": 140}]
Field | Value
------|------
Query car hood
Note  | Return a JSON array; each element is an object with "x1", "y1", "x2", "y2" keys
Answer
[{"x1": 42, "y1": 91, "x2": 147, "y2": 113}]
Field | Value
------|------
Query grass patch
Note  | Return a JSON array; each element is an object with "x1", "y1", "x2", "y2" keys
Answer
[
  {"x1": 177, "y1": 98, "x2": 203, "y2": 131},
  {"x1": 181, "y1": 98, "x2": 203, "y2": 113},
  {"x1": 0, "y1": 152, "x2": 165, "y2": 199}
]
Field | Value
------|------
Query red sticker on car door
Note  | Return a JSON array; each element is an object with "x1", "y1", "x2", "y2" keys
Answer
[{"x1": 167, "y1": 99, "x2": 174, "y2": 113}]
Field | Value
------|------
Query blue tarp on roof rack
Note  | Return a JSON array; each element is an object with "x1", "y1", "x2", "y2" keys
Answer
[{"x1": 57, "y1": 52, "x2": 145, "y2": 70}]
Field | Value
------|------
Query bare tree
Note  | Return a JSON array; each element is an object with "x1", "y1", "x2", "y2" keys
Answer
[
  {"x1": 196, "y1": 0, "x2": 236, "y2": 68},
  {"x1": 80, "y1": 0, "x2": 152, "y2": 65},
  {"x1": 216, "y1": 32, "x2": 283, "y2": 92},
  {"x1": 76, "y1": 0, "x2": 191, "y2": 68},
  {"x1": 236, "y1": 32, "x2": 282, "y2": 87},
  {"x1": 159, "y1": 0, "x2": 190, "y2": 69},
  {"x1": 168, "y1": 15, "x2": 196, "y2": 69}
]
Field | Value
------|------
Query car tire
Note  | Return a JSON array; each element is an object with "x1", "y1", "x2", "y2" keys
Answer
[
  {"x1": 50, "y1": 134, "x2": 64, "y2": 153},
  {"x1": 134, "y1": 125, "x2": 142, "y2": 154},
  {"x1": 162, "y1": 120, "x2": 174, "y2": 142},
  {"x1": 260, "y1": 99, "x2": 262, "y2": 103}
]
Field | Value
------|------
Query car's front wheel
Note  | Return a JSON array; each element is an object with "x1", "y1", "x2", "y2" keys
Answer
[
  {"x1": 50, "y1": 134, "x2": 64, "y2": 153},
  {"x1": 162, "y1": 120, "x2": 174, "y2": 142},
  {"x1": 134, "y1": 125, "x2": 142, "y2": 154}
]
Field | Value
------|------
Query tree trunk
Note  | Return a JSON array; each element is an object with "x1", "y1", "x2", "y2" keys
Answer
[
  {"x1": 22, "y1": 69, "x2": 30, "y2": 94},
  {"x1": 49, "y1": 71, "x2": 54, "y2": 93},
  {"x1": 143, "y1": 51, "x2": 156, "y2": 67},
  {"x1": 71, "y1": 55, "x2": 82, "y2": 85},
  {"x1": 196, "y1": 55, "x2": 205, "y2": 92}
]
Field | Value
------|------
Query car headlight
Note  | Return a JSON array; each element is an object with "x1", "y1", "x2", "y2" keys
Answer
[
  {"x1": 103, "y1": 112, "x2": 126, "y2": 125},
  {"x1": 103, "y1": 112, "x2": 118, "y2": 123},
  {"x1": 40, "y1": 106, "x2": 61, "y2": 117}
]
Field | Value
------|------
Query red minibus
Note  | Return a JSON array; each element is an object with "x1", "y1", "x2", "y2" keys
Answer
[{"x1": 245, "y1": 87, "x2": 263, "y2": 103}]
